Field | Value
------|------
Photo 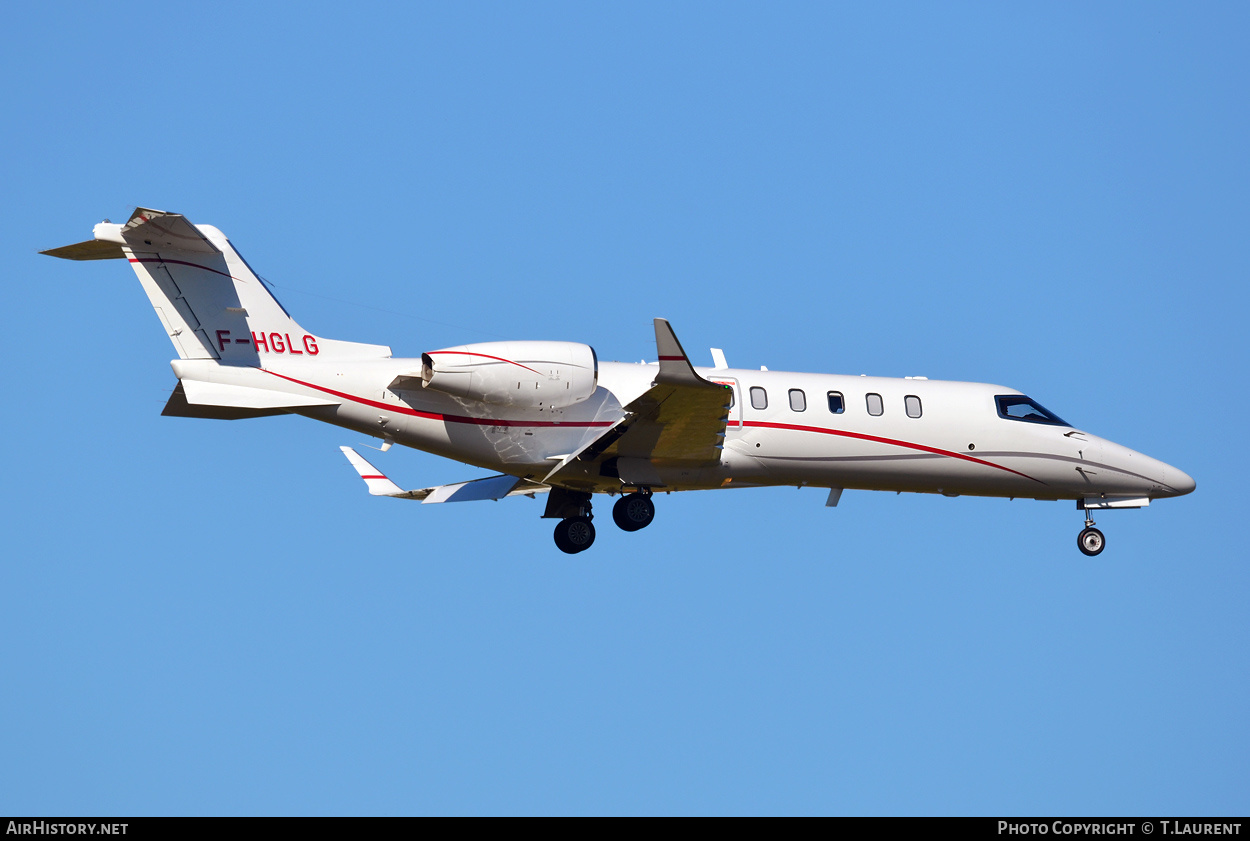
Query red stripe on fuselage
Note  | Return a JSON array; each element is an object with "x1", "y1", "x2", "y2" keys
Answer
[
  {"x1": 741, "y1": 420, "x2": 1044, "y2": 483},
  {"x1": 259, "y1": 371, "x2": 1041, "y2": 482},
  {"x1": 259, "y1": 370, "x2": 614, "y2": 428}
]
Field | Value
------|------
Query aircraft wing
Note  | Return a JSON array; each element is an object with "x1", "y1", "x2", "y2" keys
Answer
[
  {"x1": 543, "y1": 319, "x2": 731, "y2": 485},
  {"x1": 340, "y1": 446, "x2": 549, "y2": 503}
]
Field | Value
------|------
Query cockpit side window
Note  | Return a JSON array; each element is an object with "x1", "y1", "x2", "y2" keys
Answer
[{"x1": 995, "y1": 395, "x2": 1069, "y2": 426}]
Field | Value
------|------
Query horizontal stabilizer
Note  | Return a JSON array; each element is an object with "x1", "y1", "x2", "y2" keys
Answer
[
  {"x1": 113, "y1": 207, "x2": 221, "y2": 254},
  {"x1": 40, "y1": 239, "x2": 125, "y2": 261},
  {"x1": 42, "y1": 207, "x2": 220, "y2": 260},
  {"x1": 340, "y1": 447, "x2": 549, "y2": 502},
  {"x1": 162, "y1": 382, "x2": 289, "y2": 420},
  {"x1": 181, "y1": 379, "x2": 338, "y2": 410}
]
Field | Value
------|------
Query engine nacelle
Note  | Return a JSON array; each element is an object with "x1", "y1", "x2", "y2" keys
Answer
[{"x1": 420, "y1": 341, "x2": 598, "y2": 410}]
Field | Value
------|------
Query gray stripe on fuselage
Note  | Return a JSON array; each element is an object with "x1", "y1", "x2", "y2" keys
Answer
[
  {"x1": 975, "y1": 452, "x2": 1163, "y2": 485},
  {"x1": 751, "y1": 450, "x2": 1176, "y2": 493}
]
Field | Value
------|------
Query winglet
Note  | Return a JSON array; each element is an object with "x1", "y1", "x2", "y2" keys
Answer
[
  {"x1": 654, "y1": 318, "x2": 713, "y2": 387},
  {"x1": 340, "y1": 446, "x2": 406, "y2": 496}
]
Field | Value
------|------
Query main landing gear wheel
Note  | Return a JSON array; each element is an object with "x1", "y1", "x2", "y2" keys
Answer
[
  {"x1": 1078, "y1": 526, "x2": 1106, "y2": 557},
  {"x1": 612, "y1": 493, "x2": 656, "y2": 532},
  {"x1": 554, "y1": 516, "x2": 596, "y2": 554}
]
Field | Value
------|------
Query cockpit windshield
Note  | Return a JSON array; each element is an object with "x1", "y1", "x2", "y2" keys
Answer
[{"x1": 995, "y1": 395, "x2": 1070, "y2": 427}]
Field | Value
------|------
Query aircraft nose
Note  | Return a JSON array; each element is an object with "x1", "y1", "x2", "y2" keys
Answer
[
  {"x1": 1166, "y1": 465, "x2": 1196, "y2": 497},
  {"x1": 1095, "y1": 436, "x2": 1194, "y2": 499}
]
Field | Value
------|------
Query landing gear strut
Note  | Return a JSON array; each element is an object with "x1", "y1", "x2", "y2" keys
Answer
[
  {"x1": 1077, "y1": 511, "x2": 1105, "y2": 557},
  {"x1": 612, "y1": 489, "x2": 656, "y2": 532},
  {"x1": 545, "y1": 488, "x2": 596, "y2": 554}
]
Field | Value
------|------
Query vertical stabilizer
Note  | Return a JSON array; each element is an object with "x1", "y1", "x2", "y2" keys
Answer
[{"x1": 43, "y1": 207, "x2": 392, "y2": 363}]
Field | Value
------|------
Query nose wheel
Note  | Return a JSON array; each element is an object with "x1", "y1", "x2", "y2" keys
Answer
[
  {"x1": 1078, "y1": 527, "x2": 1105, "y2": 556},
  {"x1": 1077, "y1": 512, "x2": 1105, "y2": 556}
]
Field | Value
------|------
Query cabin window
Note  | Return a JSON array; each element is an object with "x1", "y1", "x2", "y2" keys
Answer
[
  {"x1": 789, "y1": 389, "x2": 806, "y2": 412},
  {"x1": 866, "y1": 393, "x2": 884, "y2": 416},
  {"x1": 995, "y1": 395, "x2": 1069, "y2": 426},
  {"x1": 827, "y1": 391, "x2": 845, "y2": 414},
  {"x1": 723, "y1": 387, "x2": 735, "y2": 408},
  {"x1": 750, "y1": 387, "x2": 768, "y2": 410},
  {"x1": 905, "y1": 395, "x2": 922, "y2": 418}
]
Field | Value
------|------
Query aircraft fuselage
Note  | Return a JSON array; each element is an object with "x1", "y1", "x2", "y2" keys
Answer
[{"x1": 193, "y1": 355, "x2": 1192, "y2": 503}]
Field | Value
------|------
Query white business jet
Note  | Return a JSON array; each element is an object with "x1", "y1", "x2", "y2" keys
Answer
[{"x1": 45, "y1": 208, "x2": 1194, "y2": 555}]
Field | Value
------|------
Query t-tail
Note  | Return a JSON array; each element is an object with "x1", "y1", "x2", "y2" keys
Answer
[{"x1": 42, "y1": 207, "x2": 391, "y2": 364}]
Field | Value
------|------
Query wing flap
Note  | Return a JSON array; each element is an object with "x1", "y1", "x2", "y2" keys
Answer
[
  {"x1": 611, "y1": 380, "x2": 730, "y2": 463},
  {"x1": 424, "y1": 474, "x2": 526, "y2": 503}
]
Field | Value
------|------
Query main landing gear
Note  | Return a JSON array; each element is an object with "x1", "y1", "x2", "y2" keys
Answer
[
  {"x1": 554, "y1": 516, "x2": 596, "y2": 554},
  {"x1": 546, "y1": 488, "x2": 658, "y2": 554},
  {"x1": 1078, "y1": 511, "x2": 1106, "y2": 557},
  {"x1": 545, "y1": 489, "x2": 598, "y2": 555},
  {"x1": 612, "y1": 490, "x2": 656, "y2": 532}
]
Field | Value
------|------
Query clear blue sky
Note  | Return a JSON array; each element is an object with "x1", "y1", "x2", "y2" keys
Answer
[{"x1": 3, "y1": 2, "x2": 1246, "y2": 815}]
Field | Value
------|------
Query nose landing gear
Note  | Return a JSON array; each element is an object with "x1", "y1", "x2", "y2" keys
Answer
[{"x1": 1078, "y1": 512, "x2": 1105, "y2": 557}]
